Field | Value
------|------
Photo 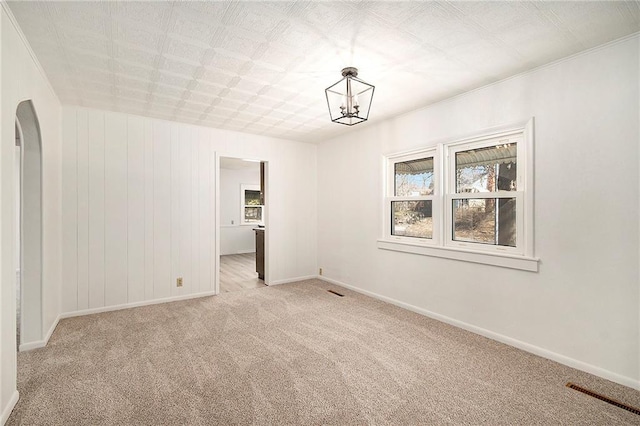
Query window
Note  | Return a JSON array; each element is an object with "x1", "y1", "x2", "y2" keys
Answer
[
  {"x1": 446, "y1": 135, "x2": 523, "y2": 254},
  {"x1": 241, "y1": 184, "x2": 263, "y2": 225},
  {"x1": 380, "y1": 119, "x2": 536, "y2": 271},
  {"x1": 385, "y1": 148, "x2": 439, "y2": 244}
]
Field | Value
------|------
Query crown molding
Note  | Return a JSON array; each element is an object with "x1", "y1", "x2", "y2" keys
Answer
[{"x1": 1, "y1": 1, "x2": 60, "y2": 103}]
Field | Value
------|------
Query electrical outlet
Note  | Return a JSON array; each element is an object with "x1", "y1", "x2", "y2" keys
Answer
[
  {"x1": 176, "y1": 277, "x2": 183, "y2": 287},
  {"x1": 319, "y1": 268, "x2": 323, "y2": 276}
]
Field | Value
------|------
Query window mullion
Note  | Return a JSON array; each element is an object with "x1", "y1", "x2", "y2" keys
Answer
[
  {"x1": 388, "y1": 196, "x2": 433, "y2": 202},
  {"x1": 449, "y1": 191, "x2": 522, "y2": 200}
]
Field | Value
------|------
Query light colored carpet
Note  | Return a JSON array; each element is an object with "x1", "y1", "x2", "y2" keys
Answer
[{"x1": 7, "y1": 279, "x2": 640, "y2": 425}]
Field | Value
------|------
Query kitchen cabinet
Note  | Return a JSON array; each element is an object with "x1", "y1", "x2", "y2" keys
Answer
[{"x1": 254, "y1": 228, "x2": 264, "y2": 280}]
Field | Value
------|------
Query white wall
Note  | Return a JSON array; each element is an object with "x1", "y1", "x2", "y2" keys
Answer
[
  {"x1": 60, "y1": 107, "x2": 317, "y2": 314},
  {"x1": 317, "y1": 36, "x2": 640, "y2": 388},
  {"x1": 61, "y1": 109, "x2": 215, "y2": 310},
  {"x1": 220, "y1": 165, "x2": 260, "y2": 255},
  {"x1": 0, "y1": 5, "x2": 62, "y2": 422}
]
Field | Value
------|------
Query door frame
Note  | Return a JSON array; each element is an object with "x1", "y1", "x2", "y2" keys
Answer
[
  {"x1": 15, "y1": 100, "x2": 44, "y2": 350},
  {"x1": 214, "y1": 154, "x2": 270, "y2": 294}
]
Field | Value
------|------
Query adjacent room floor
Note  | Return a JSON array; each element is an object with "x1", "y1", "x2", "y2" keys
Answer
[
  {"x1": 7, "y1": 279, "x2": 640, "y2": 425},
  {"x1": 219, "y1": 253, "x2": 266, "y2": 293}
]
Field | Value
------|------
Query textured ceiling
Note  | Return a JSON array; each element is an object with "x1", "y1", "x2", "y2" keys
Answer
[{"x1": 7, "y1": 1, "x2": 640, "y2": 143}]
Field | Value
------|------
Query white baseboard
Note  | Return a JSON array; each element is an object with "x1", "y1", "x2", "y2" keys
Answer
[
  {"x1": 19, "y1": 291, "x2": 216, "y2": 351},
  {"x1": 19, "y1": 314, "x2": 61, "y2": 352},
  {"x1": 19, "y1": 340, "x2": 46, "y2": 351},
  {"x1": 270, "y1": 275, "x2": 318, "y2": 286},
  {"x1": 1, "y1": 390, "x2": 19, "y2": 425},
  {"x1": 44, "y1": 314, "x2": 61, "y2": 344},
  {"x1": 318, "y1": 276, "x2": 640, "y2": 391},
  {"x1": 60, "y1": 291, "x2": 216, "y2": 320}
]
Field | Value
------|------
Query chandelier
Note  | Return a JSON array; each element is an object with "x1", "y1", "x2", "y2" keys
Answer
[{"x1": 325, "y1": 67, "x2": 375, "y2": 126}]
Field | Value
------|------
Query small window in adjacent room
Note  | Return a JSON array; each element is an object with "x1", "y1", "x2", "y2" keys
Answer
[
  {"x1": 379, "y1": 119, "x2": 536, "y2": 271},
  {"x1": 241, "y1": 184, "x2": 263, "y2": 225}
]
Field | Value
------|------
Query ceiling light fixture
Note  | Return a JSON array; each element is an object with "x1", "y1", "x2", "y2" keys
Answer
[{"x1": 325, "y1": 67, "x2": 374, "y2": 126}]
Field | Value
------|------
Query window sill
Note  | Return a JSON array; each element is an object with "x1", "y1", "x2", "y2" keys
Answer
[{"x1": 377, "y1": 239, "x2": 539, "y2": 272}]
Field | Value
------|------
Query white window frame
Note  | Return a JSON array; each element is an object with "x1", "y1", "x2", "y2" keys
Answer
[
  {"x1": 378, "y1": 118, "x2": 537, "y2": 272},
  {"x1": 445, "y1": 132, "x2": 525, "y2": 256},
  {"x1": 384, "y1": 147, "x2": 440, "y2": 246},
  {"x1": 240, "y1": 184, "x2": 263, "y2": 226}
]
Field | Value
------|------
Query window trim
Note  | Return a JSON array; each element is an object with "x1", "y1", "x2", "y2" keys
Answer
[
  {"x1": 377, "y1": 238, "x2": 539, "y2": 272},
  {"x1": 378, "y1": 118, "x2": 538, "y2": 272}
]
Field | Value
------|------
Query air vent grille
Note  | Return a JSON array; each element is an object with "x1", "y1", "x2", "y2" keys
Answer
[{"x1": 566, "y1": 383, "x2": 640, "y2": 416}]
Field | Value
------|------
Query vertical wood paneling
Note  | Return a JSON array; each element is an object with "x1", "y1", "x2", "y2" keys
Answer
[
  {"x1": 143, "y1": 120, "x2": 154, "y2": 301},
  {"x1": 153, "y1": 121, "x2": 171, "y2": 299},
  {"x1": 88, "y1": 110, "x2": 106, "y2": 309},
  {"x1": 170, "y1": 125, "x2": 180, "y2": 296},
  {"x1": 62, "y1": 109, "x2": 221, "y2": 312},
  {"x1": 199, "y1": 134, "x2": 212, "y2": 292},
  {"x1": 127, "y1": 116, "x2": 145, "y2": 303},
  {"x1": 179, "y1": 126, "x2": 192, "y2": 294},
  {"x1": 76, "y1": 109, "x2": 89, "y2": 310},
  {"x1": 104, "y1": 112, "x2": 128, "y2": 306},
  {"x1": 190, "y1": 130, "x2": 200, "y2": 293},
  {"x1": 61, "y1": 109, "x2": 78, "y2": 313}
]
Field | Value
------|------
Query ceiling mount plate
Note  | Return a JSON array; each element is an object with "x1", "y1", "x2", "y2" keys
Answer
[{"x1": 341, "y1": 67, "x2": 358, "y2": 77}]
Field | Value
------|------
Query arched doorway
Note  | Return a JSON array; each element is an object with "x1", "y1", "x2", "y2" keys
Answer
[{"x1": 15, "y1": 100, "x2": 42, "y2": 349}]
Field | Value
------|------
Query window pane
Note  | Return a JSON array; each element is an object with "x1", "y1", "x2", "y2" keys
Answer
[
  {"x1": 452, "y1": 198, "x2": 516, "y2": 247},
  {"x1": 392, "y1": 200, "x2": 433, "y2": 239},
  {"x1": 395, "y1": 157, "x2": 434, "y2": 196},
  {"x1": 244, "y1": 206, "x2": 262, "y2": 222},
  {"x1": 456, "y1": 143, "x2": 517, "y2": 193},
  {"x1": 245, "y1": 190, "x2": 261, "y2": 205}
]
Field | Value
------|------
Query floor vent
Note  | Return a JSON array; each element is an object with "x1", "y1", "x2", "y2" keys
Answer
[
  {"x1": 566, "y1": 383, "x2": 640, "y2": 416},
  {"x1": 327, "y1": 289, "x2": 344, "y2": 297}
]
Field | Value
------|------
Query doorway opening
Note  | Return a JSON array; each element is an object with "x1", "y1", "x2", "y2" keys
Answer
[
  {"x1": 217, "y1": 157, "x2": 268, "y2": 293},
  {"x1": 15, "y1": 100, "x2": 43, "y2": 350}
]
